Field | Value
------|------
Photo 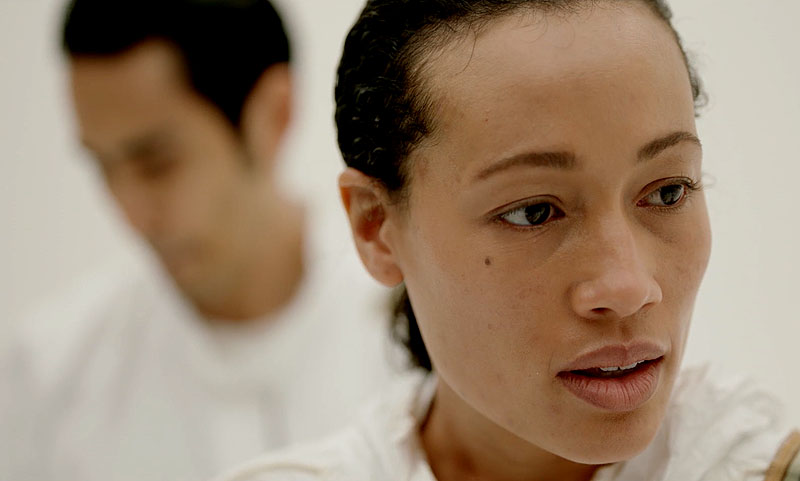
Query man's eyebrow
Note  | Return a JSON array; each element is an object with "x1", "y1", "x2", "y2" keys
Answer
[
  {"x1": 638, "y1": 131, "x2": 702, "y2": 162},
  {"x1": 474, "y1": 151, "x2": 577, "y2": 182}
]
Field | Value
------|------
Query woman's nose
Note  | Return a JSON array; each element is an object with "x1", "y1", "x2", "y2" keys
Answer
[{"x1": 569, "y1": 221, "x2": 663, "y2": 321}]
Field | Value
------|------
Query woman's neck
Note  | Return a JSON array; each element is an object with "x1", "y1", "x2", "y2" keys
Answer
[{"x1": 420, "y1": 380, "x2": 600, "y2": 481}]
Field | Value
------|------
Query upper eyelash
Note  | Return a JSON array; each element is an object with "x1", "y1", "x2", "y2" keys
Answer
[
  {"x1": 492, "y1": 201, "x2": 563, "y2": 230},
  {"x1": 488, "y1": 195, "x2": 557, "y2": 219},
  {"x1": 640, "y1": 177, "x2": 703, "y2": 208},
  {"x1": 664, "y1": 176, "x2": 702, "y2": 190},
  {"x1": 492, "y1": 176, "x2": 703, "y2": 226},
  {"x1": 673, "y1": 177, "x2": 703, "y2": 191}
]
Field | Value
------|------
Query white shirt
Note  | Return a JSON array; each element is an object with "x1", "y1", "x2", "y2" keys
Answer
[
  {"x1": 0, "y1": 222, "x2": 398, "y2": 481},
  {"x1": 215, "y1": 365, "x2": 795, "y2": 481}
]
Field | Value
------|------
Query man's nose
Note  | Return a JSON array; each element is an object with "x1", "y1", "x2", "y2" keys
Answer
[{"x1": 108, "y1": 175, "x2": 158, "y2": 238}]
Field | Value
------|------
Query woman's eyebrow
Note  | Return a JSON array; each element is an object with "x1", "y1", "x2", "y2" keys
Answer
[
  {"x1": 474, "y1": 151, "x2": 577, "y2": 182},
  {"x1": 473, "y1": 131, "x2": 702, "y2": 183},
  {"x1": 638, "y1": 131, "x2": 702, "y2": 162}
]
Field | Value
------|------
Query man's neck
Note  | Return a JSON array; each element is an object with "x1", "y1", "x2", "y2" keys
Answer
[{"x1": 194, "y1": 199, "x2": 306, "y2": 323}]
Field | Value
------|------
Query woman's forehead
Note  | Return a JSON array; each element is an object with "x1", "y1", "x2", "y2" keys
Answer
[
  {"x1": 413, "y1": 3, "x2": 696, "y2": 178},
  {"x1": 420, "y1": 3, "x2": 679, "y2": 83}
]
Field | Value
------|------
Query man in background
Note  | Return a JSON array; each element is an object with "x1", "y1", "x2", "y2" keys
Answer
[{"x1": 0, "y1": 1, "x2": 393, "y2": 480}]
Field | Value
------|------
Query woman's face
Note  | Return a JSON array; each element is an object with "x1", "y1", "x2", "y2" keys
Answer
[{"x1": 384, "y1": 3, "x2": 711, "y2": 463}]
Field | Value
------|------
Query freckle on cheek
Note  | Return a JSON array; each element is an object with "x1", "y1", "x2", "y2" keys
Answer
[{"x1": 484, "y1": 257, "x2": 492, "y2": 266}]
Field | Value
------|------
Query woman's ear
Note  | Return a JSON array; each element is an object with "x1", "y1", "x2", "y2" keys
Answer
[{"x1": 339, "y1": 168, "x2": 404, "y2": 287}]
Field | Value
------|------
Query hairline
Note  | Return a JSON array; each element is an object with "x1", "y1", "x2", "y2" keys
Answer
[
  {"x1": 67, "y1": 37, "x2": 286, "y2": 140},
  {"x1": 388, "y1": 0, "x2": 697, "y2": 204}
]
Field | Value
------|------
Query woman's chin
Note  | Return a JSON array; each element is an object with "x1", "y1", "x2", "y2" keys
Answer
[{"x1": 553, "y1": 423, "x2": 661, "y2": 466}]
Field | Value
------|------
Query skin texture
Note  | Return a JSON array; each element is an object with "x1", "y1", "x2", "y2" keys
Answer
[
  {"x1": 341, "y1": 3, "x2": 711, "y2": 481},
  {"x1": 70, "y1": 40, "x2": 303, "y2": 321}
]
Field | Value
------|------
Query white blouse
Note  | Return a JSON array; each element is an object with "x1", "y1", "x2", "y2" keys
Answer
[{"x1": 215, "y1": 365, "x2": 798, "y2": 481}]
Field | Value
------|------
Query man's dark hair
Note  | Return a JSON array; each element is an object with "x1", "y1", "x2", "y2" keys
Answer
[
  {"x1": 63, "y1": 0, "x2": 291, "y2": 128},
  {"x1": 335, "y1": 0, "x2": 706, "y2": 372}
]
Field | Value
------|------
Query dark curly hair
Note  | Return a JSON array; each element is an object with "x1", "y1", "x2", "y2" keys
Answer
[{"x1": 335, "y1": 0, "x2": 706, "y2": 371}]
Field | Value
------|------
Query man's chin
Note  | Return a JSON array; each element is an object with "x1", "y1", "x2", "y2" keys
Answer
[{"x1": 160, "y1": 257, "x2": 203, "y2": 297}]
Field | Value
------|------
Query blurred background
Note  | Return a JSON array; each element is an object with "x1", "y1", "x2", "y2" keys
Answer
[{"x1": 1, "y1": 0, "x2": 798, "y2": 424}]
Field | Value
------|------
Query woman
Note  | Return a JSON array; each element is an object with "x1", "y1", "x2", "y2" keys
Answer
[{"x1": 217, "y1": 0, "x2": 799, "y2": 480}]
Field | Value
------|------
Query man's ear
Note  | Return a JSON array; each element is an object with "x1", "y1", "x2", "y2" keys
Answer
[
  {"x1": 339, "y1": 168, "x2": 404, "y2": 287},
  {"x1": 240, "y1": 63, "x2": 292, "y2": 168}
]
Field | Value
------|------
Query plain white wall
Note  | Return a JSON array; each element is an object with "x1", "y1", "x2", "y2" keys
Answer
[{"x1": 1, "y1": 0, "x2": 798, "y2": 424}]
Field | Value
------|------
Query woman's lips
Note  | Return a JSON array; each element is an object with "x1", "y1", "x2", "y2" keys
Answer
[{"x1": 557, "y1": 342, "x2": 666, "y2": 412}]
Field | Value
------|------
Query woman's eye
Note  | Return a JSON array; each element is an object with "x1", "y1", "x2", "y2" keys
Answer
[
  {"x1": 641, "y1": 184, "x2": 687, "y2": 207},
  {"x1": 500, "y1": 203, "x2": 558, "y2": 227}
]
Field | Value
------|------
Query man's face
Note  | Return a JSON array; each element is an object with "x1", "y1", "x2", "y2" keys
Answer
[{"x1": 69, "y1": 40, "x2": 271, "y2": 303}]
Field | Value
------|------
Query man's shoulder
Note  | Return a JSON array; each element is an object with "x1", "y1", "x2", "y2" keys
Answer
[
  {"x1": 213, "y1": 427, "x2": 372, "y2": 481},
  {"x1": 4, "y1": 261, "x2": 170, "y2": 392},
  {"x1": 214, "y1": 371, "x2": 431, "y2": 481}
]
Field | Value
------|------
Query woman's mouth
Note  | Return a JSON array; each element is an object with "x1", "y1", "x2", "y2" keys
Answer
[
  {"x1": 572, "y1": 359, "x2": 653, "y2": 378},
  {"x1": 558, "y1": 356, "x2": 664, "y2": 412},
  {"x1": 556, "y1": 342, "x2": 667, "y2": 412}
]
